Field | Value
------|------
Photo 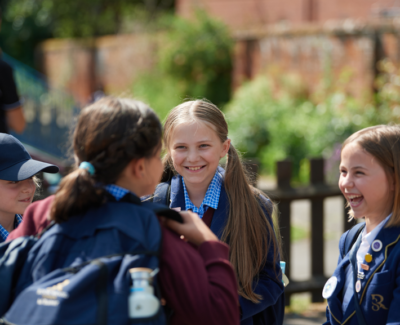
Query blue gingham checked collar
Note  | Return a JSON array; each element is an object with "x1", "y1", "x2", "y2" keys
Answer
[
  {"x1": 105, "y1": 184, "x2": 131, "y2": 201},
  {"x1": 0, "y1": 214, "x2": 22, "y2": 242},
  {"x1": 181, "y1": 170, "x2": 223, "y2": 218}
]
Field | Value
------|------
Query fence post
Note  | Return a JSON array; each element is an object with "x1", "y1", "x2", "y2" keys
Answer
[
  {"x1": 310, "y1": 158, "x2": 325, "y2": 303},
  {"x1": 276, "y1": 160, "x2": 292, "y2": 305}
]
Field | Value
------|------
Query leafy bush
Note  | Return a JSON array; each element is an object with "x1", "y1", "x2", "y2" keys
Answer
[
  {"x1": 132, "y1": 10, "x2": 233, "y2": 112},
  {"x1": 131, "y1": 70, "x2": 183, "y2": 122},
  {"x1": 225, "y1": 68, "x2": 399, "y2": 182},
  {"x1": 158, "y1": 11, "x2": 233, "y2": 106}
]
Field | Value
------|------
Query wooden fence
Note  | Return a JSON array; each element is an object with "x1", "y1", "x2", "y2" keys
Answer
[{"x1": 248, "y1": 158, "x2": 355, "y2": 304}]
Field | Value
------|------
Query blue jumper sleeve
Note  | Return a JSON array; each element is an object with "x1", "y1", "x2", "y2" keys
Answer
[{"x1": 239, "y1": 257, "x2": 284, "y2": 321}]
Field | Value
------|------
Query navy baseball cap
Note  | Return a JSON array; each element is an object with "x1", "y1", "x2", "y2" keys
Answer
[{"x1": 0, "y1": 133, "x2": 59, "y2": 181}]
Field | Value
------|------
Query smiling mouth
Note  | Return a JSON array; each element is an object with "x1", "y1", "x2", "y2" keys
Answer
[
  {"x1": 18, "y1": 197, "x2": 31, "y2": 203},
  {"x1": 347, "y1": 194, "x2": 363, "y2": 207},
  {"x1": 185, "y1": 166, "x2": 206, "y2": 171}
]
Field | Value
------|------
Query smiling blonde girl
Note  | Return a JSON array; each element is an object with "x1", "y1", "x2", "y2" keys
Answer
[
  {"x1": 324, "y1": 125, "x2": 400, "y2": 325},
  {"x1": 156, "y1": 100, "x2": 285, "y2": 325}
]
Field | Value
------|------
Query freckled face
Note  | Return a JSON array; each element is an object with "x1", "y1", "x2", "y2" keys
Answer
[
  {"x1": 0, "y1": 178, "x2": 36, "y2": 218},
  {"x1": 339, "y1": 142, "x2": 394, "y2": 220},
  {"x1": 169, "y1": 121, "x2": 230, "y2": 189}
]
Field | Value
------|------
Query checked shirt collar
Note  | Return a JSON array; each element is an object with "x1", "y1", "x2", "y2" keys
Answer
[
  {"x1": 182, "y1": 170, "x2": 223, "y2": 218},
  {"x1": 104, "y1": 184, "x2": 131, "y2": 201},
  {"x1": 0, "y1": 214, "x2": 22, "y2": 242}
]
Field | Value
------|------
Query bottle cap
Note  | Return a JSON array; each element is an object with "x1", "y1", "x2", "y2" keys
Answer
[
  {"x1": 280, "y1": 261, "x2": 286, "y2": 274},
  {"x1": 129, "y1": 268, "x2": 152, "y2": 273}
]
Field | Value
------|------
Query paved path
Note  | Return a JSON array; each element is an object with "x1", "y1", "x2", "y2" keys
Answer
[{"x1": 284, "y1": 314, "x2": 326, "y2": 325}]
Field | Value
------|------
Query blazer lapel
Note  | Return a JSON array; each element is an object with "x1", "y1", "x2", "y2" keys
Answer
[{"x1": 169, "y1": 175, "x2": 186, "y2": 211}]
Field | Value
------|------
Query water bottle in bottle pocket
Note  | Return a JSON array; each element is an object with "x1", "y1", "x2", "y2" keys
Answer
[{"x1": 128, "y1": 267, "x2": 160, "y2": 319}]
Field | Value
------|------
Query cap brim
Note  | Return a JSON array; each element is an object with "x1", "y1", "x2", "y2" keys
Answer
[{"x1": 0, "y1": 159, "x2": 59, "y2": 181}]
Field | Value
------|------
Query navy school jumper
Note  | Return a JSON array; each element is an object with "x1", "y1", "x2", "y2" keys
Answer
[
  {"x1": 324, "y1": 223, "x2": 400, "y2": 325},
  {"x1": 163, "y1": 167, "x2": 285, "y2": 325}
]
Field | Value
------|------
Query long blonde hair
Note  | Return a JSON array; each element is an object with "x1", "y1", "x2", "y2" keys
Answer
[
  {"x1": 163, "y1": 100, "x2": 281, "y2": 303},
  {"x1": 343, "y1": 125, "x2": 400, "y2": 227}
]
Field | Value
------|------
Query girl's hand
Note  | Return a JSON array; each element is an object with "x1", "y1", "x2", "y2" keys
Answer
[{"x1": 165, "y1": 211, "x2": 218, "y2": 246}]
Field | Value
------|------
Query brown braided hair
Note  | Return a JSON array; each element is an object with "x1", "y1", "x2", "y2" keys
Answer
[{"x1": 50, "y1": 97, "x2": 162, "y2": 223}]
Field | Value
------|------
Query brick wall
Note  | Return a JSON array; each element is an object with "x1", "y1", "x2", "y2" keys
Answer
[
  {"x1": 37, "y1": 34, "x2": 159, "y2": 105},
  {"x1": 233, "y1": 20, "x2": 400, "y2": 99},
  {"x1": 177, "y1": 0, "x2": 400, "y2": 30},
  {"x1": 37, "y1": 19, "x2": 400, "y2": 106}
]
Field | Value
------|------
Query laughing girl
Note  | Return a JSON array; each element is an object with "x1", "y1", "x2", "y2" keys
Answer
[{"x1": 323, "y1": 125, "x2": 400, "y2": 325}]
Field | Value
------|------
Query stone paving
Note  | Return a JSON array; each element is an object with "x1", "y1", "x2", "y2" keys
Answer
[{"x1": 283, "y1": 314, "x2": 326, "y2": 325}]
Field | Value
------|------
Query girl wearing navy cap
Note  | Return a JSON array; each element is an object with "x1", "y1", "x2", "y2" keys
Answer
[{"x1": 0, "y1": 133, "x2": 58, "y2": 242}]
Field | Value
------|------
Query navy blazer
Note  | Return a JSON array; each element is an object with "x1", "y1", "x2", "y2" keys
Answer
[
  {"x1": 324, "y1": 223, "x2": 400, "y2": 325},
  {"x1": 165, "y1": 167, "x2": 285, "y2": 325}
]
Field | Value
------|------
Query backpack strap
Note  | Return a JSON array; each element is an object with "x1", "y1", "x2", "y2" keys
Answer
[
  {"x1": 341, "y1": 222, "x2": 365, "y2": 258},
  {"x1": 112, "y1": 190, "x2": 182, "y2": 223},
  {"x1": 92, "y1": 260, "x2": 108, "y2": 325},
  {"x1": 152, "y1": 183, "x2": 171, "y2": 206}
]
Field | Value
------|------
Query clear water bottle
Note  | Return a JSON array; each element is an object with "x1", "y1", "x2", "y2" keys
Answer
[{"x1": 128, "y1": 267, "x2": 160, "y2": 318}]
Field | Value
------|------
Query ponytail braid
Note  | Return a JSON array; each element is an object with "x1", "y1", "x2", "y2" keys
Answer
[{"x1": 51, "y1": 97, "x2": 162, "y2": 223}]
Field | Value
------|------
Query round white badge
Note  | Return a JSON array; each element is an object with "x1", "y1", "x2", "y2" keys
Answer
[
  {"x1": 355, "y1": 280, "x2": 362, "y2": 293},
  {"x1": 322, "y1": 276, "x2": 338, "y2": 299},
  {"x1": 371, "y1": 240, "x2": 383, "y2": 252}
]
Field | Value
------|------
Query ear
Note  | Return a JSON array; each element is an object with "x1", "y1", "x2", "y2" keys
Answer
[
  {"x1": 122, "y1": 158, "x2": 146, "y2": 180},
  {"x1": 220, "y1": 138, "x2": 231, "y2": 158},
  {"x1": 132, "y1": 157, "x2": 146, "y2": 179}
]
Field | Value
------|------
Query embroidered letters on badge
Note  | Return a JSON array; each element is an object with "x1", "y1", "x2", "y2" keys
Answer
[{"x1": 371, "y1": 294, "x2": 388, "y2": 311}]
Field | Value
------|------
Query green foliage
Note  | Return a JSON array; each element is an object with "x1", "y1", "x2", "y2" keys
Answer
[
  {"x1": 291, "y1": 225, "x2": 308, "y2": 242},
  {"x1": 158, "y1": 11, "x2": 233, "y2": 106},
  {"x1": 3, "y1": 0, "x2": 174, "y2": 37},
  {"x1": 131, "y1": 70, "x2": 183, "y2": 122},
  {"x1": 132, "y1": 11, "x2": 234, "y2": 111},
  {"x1": 225, "y1": 69, "x2": 399, "y2": 181},
  {"x1": 0, "y1": 0, "x2": 174, "y2": 66}
]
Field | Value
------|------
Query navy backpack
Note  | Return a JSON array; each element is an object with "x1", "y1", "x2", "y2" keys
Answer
[{"x1": 0, "y1": 194, "x2": 181, "y2": 325}]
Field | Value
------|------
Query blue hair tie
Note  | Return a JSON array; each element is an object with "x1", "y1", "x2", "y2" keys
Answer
[{"x1": 79, "y1": 162, "x2": 95, "y2": 176}]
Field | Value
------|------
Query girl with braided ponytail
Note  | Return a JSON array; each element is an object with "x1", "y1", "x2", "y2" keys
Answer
[
  {"x1": 6, "y1": 97, "x2": 239, "y2": 325},
  {"x1": 157, "y1": 100, "x2": 285, "y2": 325}
]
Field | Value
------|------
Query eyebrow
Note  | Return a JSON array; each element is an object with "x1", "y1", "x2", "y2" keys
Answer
[
  {"x1": 173, "y1": 139, "x2": 213, "y2": 145},
  {"x1": 352, "y1": 166, "x2": 367, "y2": 170},
  {"x1": 339, "y1": 165, "x2": 367, "y2": 170}
]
